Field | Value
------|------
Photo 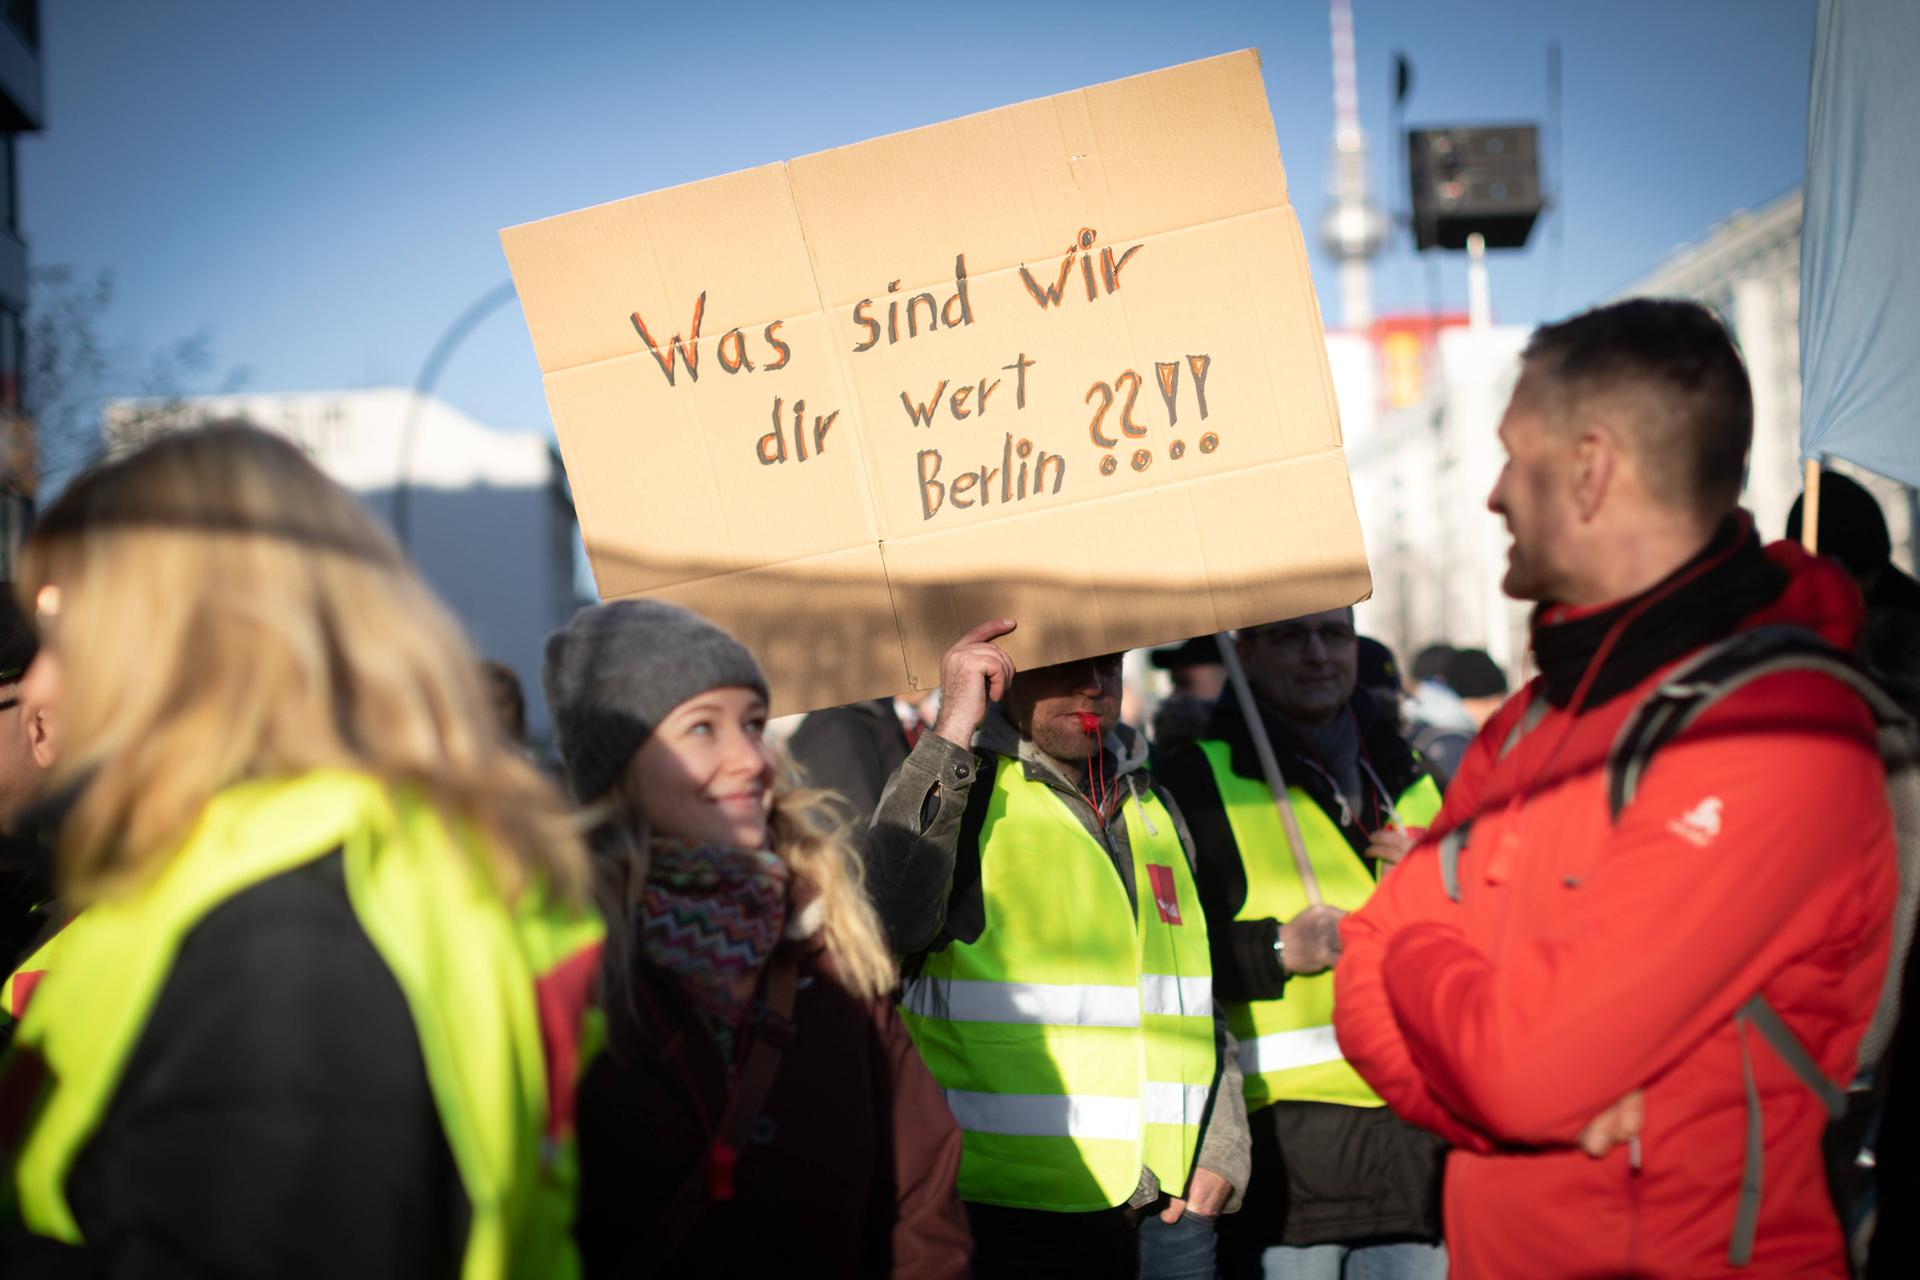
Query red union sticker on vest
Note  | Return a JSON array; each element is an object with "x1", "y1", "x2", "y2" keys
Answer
[{"x1": 1147, "y1": 864, "x2": 1183, "y2": 925}]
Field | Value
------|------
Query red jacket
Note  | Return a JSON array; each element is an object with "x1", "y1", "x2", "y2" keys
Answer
[{"x1": 1335, "y1": 543, "x2": 1896, "y2": 1278}]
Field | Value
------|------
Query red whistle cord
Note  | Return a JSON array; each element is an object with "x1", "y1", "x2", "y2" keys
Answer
[{"x1": 1078, "y1": 712, "x2": 1108, "y2": 818}]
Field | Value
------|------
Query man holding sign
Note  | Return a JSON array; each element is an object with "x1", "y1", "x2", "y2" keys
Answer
[{"x1": 868, "y1": 620, "x2": 1249, "y2": 1278}]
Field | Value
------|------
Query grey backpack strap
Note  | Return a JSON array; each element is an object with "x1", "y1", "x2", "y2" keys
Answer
[
  {"x1": 1438, "y1": 822, "x2": 1472, "y2": 903},
  {"x1": 1433, "y1": 695, "x2": 1545, "y2": 905},
  {"x1": 1744, "y1": 995, "x2": 1848, "y2": 1118},
  {"x1": 1728, "y1": 995, "x2": 1851, "y2": 1268},
  {"x1": 1730, "y1": 1002, "x2": 1767, "y2": 1268},
  {"x1": 1607, "y1": 625, "x2": 1902, "y2": 820},
  {"x1": 1500, "y1": 693, "x2": 1549, "y2": 759}
]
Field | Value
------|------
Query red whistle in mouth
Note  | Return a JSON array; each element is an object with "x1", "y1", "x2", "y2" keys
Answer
[{"x1": 1075, "y1": 711, "x2": 1103, "y2": 735}]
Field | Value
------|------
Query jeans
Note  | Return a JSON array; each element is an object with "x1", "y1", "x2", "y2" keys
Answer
[
  {"x1": 1259, "y1": 1240, "x2": 1448, "y2": 1280},
  {"x1": 1138, "y1": 1209, "x2": 1218, "y2": 1280}
]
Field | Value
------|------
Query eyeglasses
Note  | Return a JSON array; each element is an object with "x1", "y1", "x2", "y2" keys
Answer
[{"x1": 1247, "y1": 623, "x2": 1356, "y2": 653}]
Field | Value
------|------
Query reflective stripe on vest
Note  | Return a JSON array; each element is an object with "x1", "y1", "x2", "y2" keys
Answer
[
  {"x1": 902, "y1": 760, "x2": 1216, "y2": 1212},
  {"x1": 942, "y1": 1082, "x2": 1216, "y2": 1138},
  {"x1": 900, "y1": 974, "x2": 1213, "y2": 1026},
  {"x1": 0, "y1": 771, "x2": 604, "y2": 1280},
  {"x1": 1197, "y1": 739, "x2": 1443, "y2": 1112}
]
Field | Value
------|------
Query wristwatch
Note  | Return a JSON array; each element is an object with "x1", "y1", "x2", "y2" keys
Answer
[{"x1": 1271, "y1": 922, "x2": 1286, "y2": 974}]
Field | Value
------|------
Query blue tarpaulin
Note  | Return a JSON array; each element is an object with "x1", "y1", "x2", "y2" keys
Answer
[{"x1": 1800, "y1": 0, "x2": 1920, "y2": 488}]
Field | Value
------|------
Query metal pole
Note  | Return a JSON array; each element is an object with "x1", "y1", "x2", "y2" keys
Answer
[
  {"x1": 1214, "y1": 632, "x2": 1325, "y2": 906},
  {"x1": 1467, "y1": 231, "x2": 1491, "y2": 332},
  {"x1": 392, "y1": 280, "x2": 521, "y2": 553}
]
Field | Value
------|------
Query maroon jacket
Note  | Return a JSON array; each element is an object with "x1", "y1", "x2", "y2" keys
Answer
[{"x1": 575, "y1": 937, "x2": 970, "y2": 1278}]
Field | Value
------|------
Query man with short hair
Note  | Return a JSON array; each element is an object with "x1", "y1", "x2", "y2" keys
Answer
[
  {"x1": 1159, "y1": 608, "x2": 1446, "y2": 1279},
  {"x1": 867, "y1": 621, "x2": 1251, "y2": 1278},
  {"x1": 1335, "y1": 299, "x2": 1895, "y2": 1277}
]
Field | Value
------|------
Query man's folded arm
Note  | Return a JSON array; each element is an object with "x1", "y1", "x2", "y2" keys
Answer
[
  {"x1": 1335, "y1": 841, "x2": 1501, "y2": 1153},
  {"x1": 1380, "y1": 674, "x2": 1892, "y2": 1146}
]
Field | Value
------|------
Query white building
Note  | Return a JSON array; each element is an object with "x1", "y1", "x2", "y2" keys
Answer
[
  {"x1": 1616, "y1": 187, "x2": 1916, "y2": 569},
  {"x1": 103, "y1": 388, "x2": 583, "y2": 738},
  {"x1": 1336, "y1": 319, "x2": 1533, "y2": 680}
]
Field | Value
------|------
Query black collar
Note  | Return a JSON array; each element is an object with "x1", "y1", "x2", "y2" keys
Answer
[{"x1": 1530, "y1": 514, "x2": 1787, "y2": 711}]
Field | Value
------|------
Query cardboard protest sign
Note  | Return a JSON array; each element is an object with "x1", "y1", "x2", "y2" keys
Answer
[{"x1": 503, "y1": 49, "x2": 1369, "y2": 715}]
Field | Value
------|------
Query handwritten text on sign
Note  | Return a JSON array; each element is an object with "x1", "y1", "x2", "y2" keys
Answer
[{"x1": 626, "y1": 227, "x2": 1220, "y2": 522}]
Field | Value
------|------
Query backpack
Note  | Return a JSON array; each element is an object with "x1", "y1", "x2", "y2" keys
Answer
[{"x1": 1438, "y1": 625, "x2": 1920, "y2": 1274}]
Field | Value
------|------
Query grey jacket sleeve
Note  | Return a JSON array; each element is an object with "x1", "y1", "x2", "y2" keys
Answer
[
  {"x1": 1195, "y1": 1019, "x2": 1251, "y2": 1212},
  {"x1": 863, "y1": 732, "x2": 981, "y2": 956}
]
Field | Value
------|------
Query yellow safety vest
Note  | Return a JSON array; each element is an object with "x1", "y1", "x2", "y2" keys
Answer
[
  {"x1": 1196, "y1": 740, "x2": 1442, "y2": 1112},
  {"x1": 0, "y1": 770, "x2": 604, "y2": 1280},
  {"x1": 902, "y1": 760, "x2": 1216, "y2": 1212}
]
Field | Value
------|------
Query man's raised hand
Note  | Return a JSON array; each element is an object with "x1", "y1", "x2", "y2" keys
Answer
[{"x1": 931, "y1": 619, "x2": 1017, "y2": 748}]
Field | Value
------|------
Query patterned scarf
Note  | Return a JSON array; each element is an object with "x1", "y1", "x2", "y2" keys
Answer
[{"x1": 635, "y1": 840, "x2": 792, "y2": 1064}]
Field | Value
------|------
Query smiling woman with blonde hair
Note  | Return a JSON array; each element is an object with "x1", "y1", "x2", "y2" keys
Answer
[
  {"x1": 543, "y1": 600, "x2": 969, "y2": 1278},
  {"x1": 0, "y1": 423, "x2": 604, "y2": 1278}
]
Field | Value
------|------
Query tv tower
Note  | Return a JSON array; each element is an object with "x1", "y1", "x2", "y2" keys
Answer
[{"x1": 1318, "y1": 0, "x2": 1387, "y2": 330}]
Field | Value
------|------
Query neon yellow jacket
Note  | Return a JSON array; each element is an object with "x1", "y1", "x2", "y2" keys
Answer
[
  {"x1": 903, "y1": 759, "x2": 1217, "y2": 1211},
  {"x1": 0, "y1": 770, "x2": 603, "y2": 1280},
  {"x1": 1197, "y1": 740, "x2": 1442, "y2": 1111}
]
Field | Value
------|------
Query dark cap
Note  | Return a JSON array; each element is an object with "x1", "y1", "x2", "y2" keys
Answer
[
  {"x1": 1786, "y1": 471, "x2": 1891, "y2": 582},
  {"x1": 1446, "y1": 648, "x2": 1509, "y2": 699},
  {"x1": 1148, "y1": 635, "x2": 1226, "y2": 670},
  {"x1": 1355, "y1": 636, "x2": 1401, "y2": 694},
  {"x1": 1412, "y1": 644, "x2": 1456, "y2": 685}
]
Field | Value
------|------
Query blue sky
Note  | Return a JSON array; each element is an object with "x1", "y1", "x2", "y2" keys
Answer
[{"x1": 23, "y1": 0, "x2": 1816, "y2": 437}]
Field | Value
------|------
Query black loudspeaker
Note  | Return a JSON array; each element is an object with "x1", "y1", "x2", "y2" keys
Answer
[{"x1": 1408, "y1": 125, "x2": 1543, "y2": 251}]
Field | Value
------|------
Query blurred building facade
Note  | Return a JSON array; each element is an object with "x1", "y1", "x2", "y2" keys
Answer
[
  {"x1": 1615, "y1": 187, "x2": 1916, "y2": 568},
  {"x1": 103, "y1": 389, "x2": 583, "y2": 738},
  {"x1": 1336, "y1": 316, "x2": 1533, "y2": 681},
  {"x1": 0, "y1": 0, "x2": 42, "y2": 574},
  {"x1": 1336, "y1": 187, "x2": 1919, "y2": 689}
]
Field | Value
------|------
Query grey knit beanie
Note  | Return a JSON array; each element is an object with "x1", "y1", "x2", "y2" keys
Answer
[{"x1": 541, "y1": 600, "x2": 768, "y2": 802}]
